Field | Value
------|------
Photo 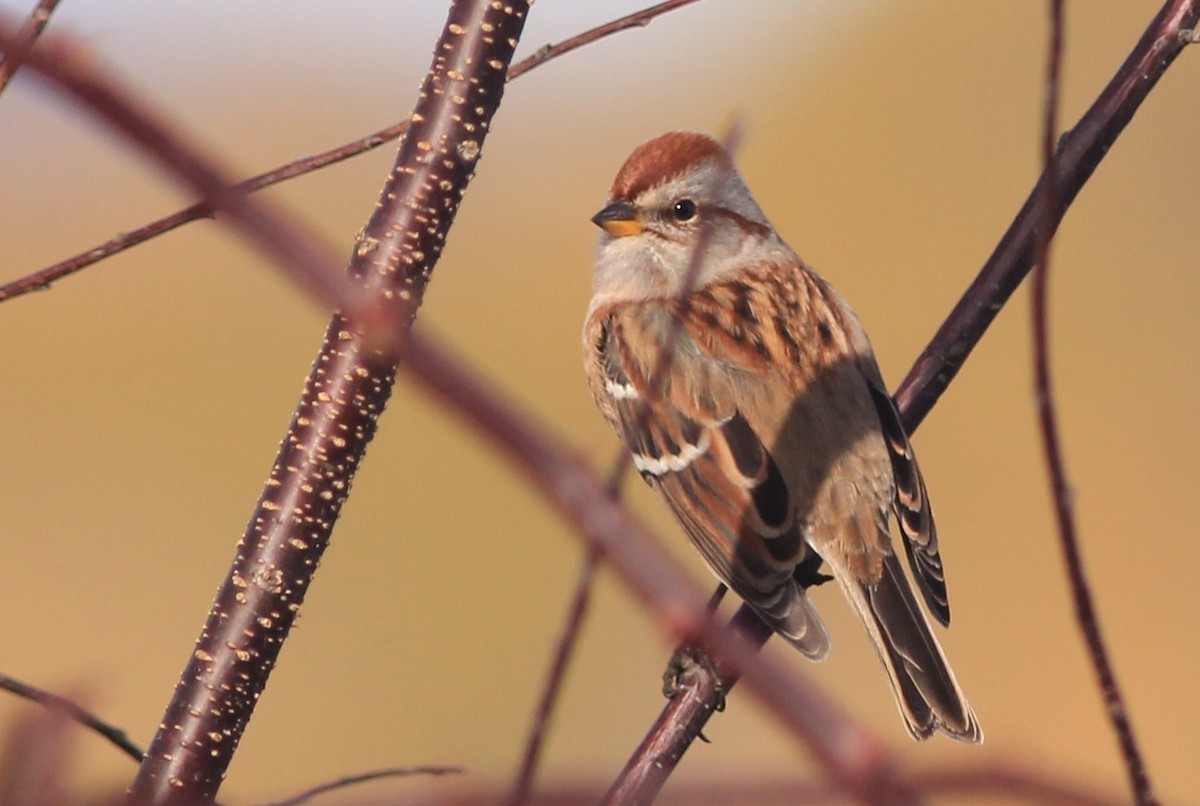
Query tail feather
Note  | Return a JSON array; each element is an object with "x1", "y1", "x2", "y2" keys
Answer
[
  {"x1": 756, "y1": 580, "x2": 830, "y2": 660},
  {"x1": 843, "y1": 552, "x2": 982, "y2": 743}
]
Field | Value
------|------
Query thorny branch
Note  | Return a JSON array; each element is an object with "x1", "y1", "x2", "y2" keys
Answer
[
  {"x1": 0, "y1": 13, "x2": 915, "y2": 803},
  {"x1": 122, "y1": 2, "x2": 529, "y2": 803}
]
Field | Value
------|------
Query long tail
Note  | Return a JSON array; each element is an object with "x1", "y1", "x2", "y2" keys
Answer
[{"x1": 843, "y1": 552, "x2": 982, "y2": 743}]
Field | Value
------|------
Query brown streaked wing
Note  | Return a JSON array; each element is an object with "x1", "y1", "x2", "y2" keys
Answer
[
  {"x1": 592, "y1": 307, "x2": 829, "y2": 657},
  {"x1": 866, "y1": 380, "x2": 949, "y2": 626}
]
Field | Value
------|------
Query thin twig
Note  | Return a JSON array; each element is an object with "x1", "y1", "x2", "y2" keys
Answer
[
  {"x1": 7, "y1": 3, "x2": 1190, "y2": 802},
  {"x1": 1032, "y1": 3, "x2": 1156, "y2": 804},
  {"x1": 0, "y1": 0, "x2": 60, "y2": 96},
  {"x1": 0, "y1": 16, "x2": 367, "y2": 318},
  {"x1": 0, "y1": 672, "x2": 144, "y2": 762},
  {"x1": 508, "y1": 546, "x2": 601, "y2": 806},
  {"x1": 894, "y1": 0, "x2": 1200, "y2": 432},
  {"x1": 256, "y1": 766, "x2": 462, "y2": 806},
  {"x1": 0, "y1": 120, "x2": 404, "y2": 303},
  {"x1": 507, "y1": 0, "x2": 702, "y2": 83},
  {"x1": 0, "y1": 0, "x2": 704, "y2": 304}
]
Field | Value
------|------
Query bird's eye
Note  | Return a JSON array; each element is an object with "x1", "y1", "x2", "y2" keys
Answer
[{"x1": 671, "y1": 199, "x2": 697, "y2": 222}]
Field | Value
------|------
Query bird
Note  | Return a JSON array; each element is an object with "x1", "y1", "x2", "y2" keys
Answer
[{"x1": 582, "y1": 131, "x2": 981, "y2": 743}]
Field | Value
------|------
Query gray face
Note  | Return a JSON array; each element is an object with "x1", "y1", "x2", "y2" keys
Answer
[{"x1": 590, "y1": 156, "x2": 794, "y2": 304}]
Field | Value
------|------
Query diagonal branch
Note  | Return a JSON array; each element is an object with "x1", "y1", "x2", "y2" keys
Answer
[
  {"x1": 512, "y1": 122, "x2": 746, "y2": 805},
  {"x1": 0, "y1": 3, "x2": 528, "y2": 802},
  {"x1": 0, "y1": 0, "x2": 60, "y2": 96},
  {"x1": 508, "y1": 546, "x2": 601, "y2": 806},
  {"x1": 894, "y1": 0, "x2": 1200, "y2": 432},
  {"x1": 604, "y1": 0, "x2": 1200, "y2": 800},
  {"x1": 4, "y1": 11, "x2": 911, "y2": 803},
  {"x1": 124, "y1": 3, "x2": 530, "y2": 802},
  {"x1": 0, "y1": 0, "x2": 704, "y2": 305},
  {"x1": 397, "y1": 329, "x2": 916, "y2": 805},
  {"x1": 0, "y1": 672, "x2": 144, "y2": 763}
]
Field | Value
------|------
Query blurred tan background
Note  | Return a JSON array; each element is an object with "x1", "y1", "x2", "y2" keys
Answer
[{"x1": 1, "y1": 1, "x2": 1197, "y2": 803}]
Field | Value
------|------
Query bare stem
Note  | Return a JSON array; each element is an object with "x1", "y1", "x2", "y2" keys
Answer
[
  {"x1": 0, "y1": 672, "x2": 144, "y2": 763},
  {"x1": 508, "y1": 547, "x2": 601, "y2": 806},
  {"x1": 1032, "y1": 3, "x2": 1156, "y2": 804},
  {"x1": 397, "y1": 329, "x2": 913, "y2": 804}
]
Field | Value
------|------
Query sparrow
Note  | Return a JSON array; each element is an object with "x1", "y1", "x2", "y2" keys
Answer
[{"x1": 582, "y1": 131, "x2": 981, "y2": 743}]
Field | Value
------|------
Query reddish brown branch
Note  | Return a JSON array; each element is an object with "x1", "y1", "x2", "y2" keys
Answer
[
  {"x1": 396, "y1": 330, "x2": 913, "y2": 805},
  {"x1": 6, "y1": 2, "x2": 1190, "y2": 802},
  {"x1": 0, "y1": 0, "x2": 704, "y2": 305},
  {"x1": 509, "y1": 547, "x2": 601, "y2": 806},
  {"x1": 609, "y1": 1, "x2": 1200, "y2": 800},
  {"x1": 0, "y1": 672, "x2": 144, "y2": 763},
  {"x1": 510, "y1": 121, "x2": 743, "y2": 804},
  {"x1": 603, "y1": 605, "x2": 771, "y2": 805},
  {"x1": 506, "y1": 0, "x2": 702, "y2": 82},
  {"x1": 0, "y1": 0, "x2": 60, "y2": 96},
  {"x1": 894, "y1": 0, "x2": 1200, "y2": 432},
  {"x1": 1032, "y1": 4, "x2": 1156, "y2": 805},
  {"x1": 123, "y1": 3, "x2": 528, "y2": 802},
  {"x1": 0, "y1": 2, "x2": 525, "y2": 803}
]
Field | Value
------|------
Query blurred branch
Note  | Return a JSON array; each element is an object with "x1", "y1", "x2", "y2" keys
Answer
[
  {"x1": 608, "y1": 0, "x2": 1200, "y2": 799},
  {"x1": 1032, "y1": 4, "x2": 1155, "y2": 805},
  {"x1": 509, "y1": 546, "x2": 601, "y2": 806},
  {"x1": 5, "y1": 1, "x2": 1190, "y2": 802},
  {"x1": 0, "y1": 0, "x2": 60, "y2": 96},
  {"x1": 397, "y1": 329, "x2": 914, "y2": 804},
  {"x1": 504, "y1": 766, "x2": 1124, "y2": 806},
  {"x1": 0, "y1": 673, "x2": 143, "y2": 763},
  {"x1": 0, "y1": 0, "x2": 704, "y2": 305},
  {"x1": 515, "y1": 123, "x2": 751, "y2": 805},
  {"x1": 0, "y1": 7, "x2": 907, "y2": 806},
  {"x1": 0, "y1": 17, "x2": 364, "y2": 316}
]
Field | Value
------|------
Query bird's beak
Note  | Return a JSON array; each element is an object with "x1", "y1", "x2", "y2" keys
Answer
[{"x1": 591, "y1": 200, "x2": 643, "y2": 237}]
